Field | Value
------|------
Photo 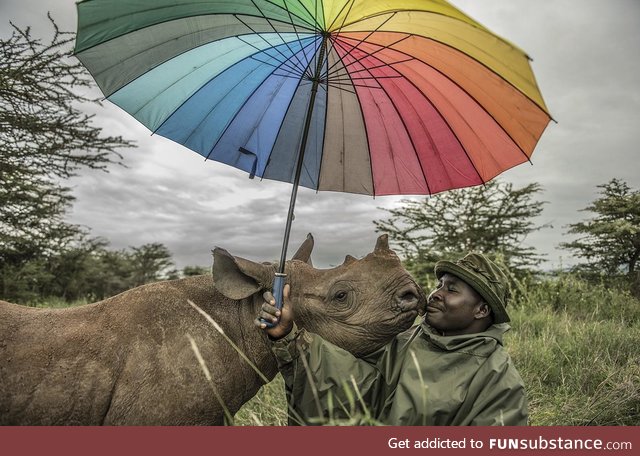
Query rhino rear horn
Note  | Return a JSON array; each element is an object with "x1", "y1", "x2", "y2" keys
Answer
[
  {"x1": 292, "y1": 233, "x2": 314, "y2": 265},
  {"x1": 212, "y1": 248, "x2": 275, "y2": 300},
  {"x1": 374, "y1": 234, "x2": 391, "y2": 253},
  {"x1": 343, "y1": 255, "x2": 357, "y2": 266}
]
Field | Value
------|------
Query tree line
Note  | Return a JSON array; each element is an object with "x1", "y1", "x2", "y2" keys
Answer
[
  {"x1": 1, "y1": 19, "x2": 639, "y2": 304},
  {"x1": 0, "y1": 19, "x2": 208, "y2": 303},
  {"x1": 375, "y1": 179, "x2": 640, "y2": 298}
]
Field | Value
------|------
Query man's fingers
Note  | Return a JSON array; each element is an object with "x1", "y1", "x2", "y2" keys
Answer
[
  {"x1": 254, "y1": 309, "x2": 279, "y2": 328},
  {"x1": 255, "y1": 285, "x2": 291, "y2": 333},
  {"x1": 262, "y1": 290, "x2": 276, "y2": 305},
  {"x1": 261, "y1": 302, "x2": 280, "y2": 316},
  {"x1": 259, "y1": 309, "x2": 279, "y2": 321}
]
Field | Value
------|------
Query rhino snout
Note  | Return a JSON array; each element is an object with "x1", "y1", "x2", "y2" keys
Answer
[{"x1": 393, "y1": 284, "x2": 426, "y2": 315}]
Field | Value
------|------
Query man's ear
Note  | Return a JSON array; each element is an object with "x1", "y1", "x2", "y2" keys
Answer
[{"x1": 475, "y1": 302, "x2": 492, "y2": 320}]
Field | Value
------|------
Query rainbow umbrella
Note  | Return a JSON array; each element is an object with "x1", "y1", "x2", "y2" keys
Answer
[{"x1": 74, "y1": 0, "x2": 551, "y2": 312}]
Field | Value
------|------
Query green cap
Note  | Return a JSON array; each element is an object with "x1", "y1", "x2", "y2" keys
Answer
[{"x1": 434, "y1": 253, "x2": 510, "y2": 323}]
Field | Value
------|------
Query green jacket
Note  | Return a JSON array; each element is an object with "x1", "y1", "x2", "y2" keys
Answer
[{"x1": 271, "y1": 321, "x2": 528, "y2": 426}]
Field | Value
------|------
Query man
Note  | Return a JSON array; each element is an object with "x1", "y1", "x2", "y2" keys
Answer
[{"x1": 256, "y1": 253, "x2": 528, "y2": 426}]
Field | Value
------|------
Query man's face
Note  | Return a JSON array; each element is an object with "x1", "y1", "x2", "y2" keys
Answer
[{"x1": 426, "y1": 273, "x2": 487, "y2": 335}]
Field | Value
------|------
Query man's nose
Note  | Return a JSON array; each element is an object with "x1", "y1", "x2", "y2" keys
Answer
[{"x1": 429, "y1": 289, "x2": 442, "y2": 301}]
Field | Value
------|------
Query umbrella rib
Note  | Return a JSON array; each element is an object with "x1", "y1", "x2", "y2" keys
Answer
[
  {"x1": 306, "y1": 0, "x2": 328, "y2": 80},
  {"x1": 325, "y1": 12, "x2": 397, "y2": 76},
  {"x1": 266, "y1": 0, "x2": 323, "y2": 34},
  {"x1": 88, "y1": 23, "x2": 281, "y2": 86},
  {"x1": 279, "y1": 0, "x2": 314, "y2": 72},
  {"x1": 332, "y1": 38, "x2": 431, "y2": 194},
  {"x1": 348, "y1": 83, "x2": 385, "y2": 90},
  {"x1": 234, "y1": 14, "x2": 307, "y2": 78},
  {"x1": 252, "y1": 59, "x2": 314, "y2": 82},
  {"x1": 325, "y1": 83, "x2": 357, "y2": 95},
  {"x1": 348, "y1": 44, "x2": 487, "y2": 186},
  {"x1": 203, "y1": 38, "x2": 320, "y2": 163},
  {"x1": 311, "y1": 0, "x2": 320, "y2": 39},
  {"x1": 326, "y1": 57, "x2": 414, "y2": 82},
  {"x1": 327, "y1": 0, "x2": 357, "y2": 34},
  {"x1": 235, "y1": 34, "x2": 307, "y2": 79},
  {"x1": 338, "y1": 13, "x2": 550, "y2": 117},
  {"x1": 183, "y1": 65, "x2": 272, "y2": 151},
  {"x1": 324, "y1": 42, "x2": 377, "y2": 196},
  {"x1": 263, "y1": 0, "x2": 324, "y2": 31},
  {"x1": 248, "y1": 0, "x2": 310, "y2": 76},
  {"x1": 331, "y1": 75, "x2": 403, "y2": 82},
  {"x1": 74, "y1": 9, "x2": 316, "y2": 56},
  {"x1": 151, "y1": 38, "x2": 316, "y2": 153},
  {"x1": 271, "y1": 71, "x2": 315, "y2": 82},
  {"x1": 344, "y1": 33, "x2": 539, "y2": 165},
  {"x1": 398, "y1": 44, "x2": 506, "y2": 186},
  {"x1": 247, "y1": 47, "x2": 312, "y2": 78},
  {"x1": 326, "y1": 35, "x2": 412, "y2": 81},
  {"x1": 335, "y1": 9, "x2": 531, "y2": 58}
]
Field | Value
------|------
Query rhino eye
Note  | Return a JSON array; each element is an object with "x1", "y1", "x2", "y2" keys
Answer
[
  {"x1": 328, "y1": 282, "x2": 353, "y2": 307},
  {"x1": 334, "y1": 291, "x2": 348, "y2": 302}
]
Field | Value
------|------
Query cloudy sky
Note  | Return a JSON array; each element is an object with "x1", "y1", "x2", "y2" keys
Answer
[{"x1": 2, "y1": 0, "x2": 639, "y2": 270}]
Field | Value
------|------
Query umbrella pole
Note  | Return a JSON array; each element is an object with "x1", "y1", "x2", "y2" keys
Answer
[{"x1": 268, "y1": 34, "x2": 329, "y2": 321}]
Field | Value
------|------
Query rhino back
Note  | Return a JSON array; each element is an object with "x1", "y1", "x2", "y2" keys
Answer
[{"x1": 0, "y1": 275, "x2": 276, "y2": 425}]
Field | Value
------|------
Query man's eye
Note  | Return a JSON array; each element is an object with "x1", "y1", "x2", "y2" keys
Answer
[{"x1": 448, "y1": 287, "x2": 457, "y2": 292}]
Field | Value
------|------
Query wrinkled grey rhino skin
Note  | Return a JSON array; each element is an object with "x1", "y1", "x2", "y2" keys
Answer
[{"x1": 0, "y1": 234, "x2": 425, "y2": 425}]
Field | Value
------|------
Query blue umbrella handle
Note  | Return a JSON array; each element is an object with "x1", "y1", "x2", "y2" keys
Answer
[{"x1": 260, "y1": 273, "x2": 286, "y2": 329}]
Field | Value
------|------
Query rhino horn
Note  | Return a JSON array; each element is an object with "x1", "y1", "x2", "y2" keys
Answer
[
  {"x1": 212, "y1": 247, "x2": 275, "y2": 300},
  {"x1": 343, "y1": 254, "x2": 357, "y2": 265},
  {"x1": 292, "y1": 233, "x2": 314, "y2": 265},
  {"x1": 373, "y1": 234, "x2": 391, "y2": 254}
]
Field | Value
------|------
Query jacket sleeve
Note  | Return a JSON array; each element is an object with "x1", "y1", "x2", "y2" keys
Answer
[{"x1": 270, "y1": 324, "x2": 386, "y2": 425}]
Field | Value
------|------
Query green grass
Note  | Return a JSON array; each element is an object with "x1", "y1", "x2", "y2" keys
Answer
[
  {"x1": 508, "y1": 275, "x2": 640, "y2": 425},
  {"x1": 234, "y1": 375, "x2": 288, "y2": 426}
]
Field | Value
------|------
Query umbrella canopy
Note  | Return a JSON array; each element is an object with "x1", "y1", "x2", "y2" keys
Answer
[
  {"x1": 75, "y1": 0, "x2": 551, "y2": 316},
  {"x1": 74, "y1": 0, "x2": 551, "y2": 197}
]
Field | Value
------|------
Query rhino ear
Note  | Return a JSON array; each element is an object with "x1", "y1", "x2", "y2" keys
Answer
[
  {"x1": 292, "y1": 233, "x2": 314, "y2": 265},
  {"x1": 374, "y1": 234, "x2": 391, "y2": 253},
  {"x1": 212, "y1": 248, "x2": 275, "y2": 300}
]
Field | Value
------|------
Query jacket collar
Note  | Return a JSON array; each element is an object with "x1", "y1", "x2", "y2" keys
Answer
[{"x1": 420, "y1": 322, "x2": 511, "y2": 353}]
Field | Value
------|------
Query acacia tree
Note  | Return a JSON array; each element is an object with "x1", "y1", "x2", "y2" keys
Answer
[
  {"x1": 374, "y1": 180, "x2": 548, "y2": 285},
  {"x1": 129, "y1": 243, "x2": 178, "y2": 287},
  {"x1": 0, "y1": 17, "x2": 134, "y2": 300},
  {"x1": 561, "y1": 179, "x2": 640, "y2": 294}
]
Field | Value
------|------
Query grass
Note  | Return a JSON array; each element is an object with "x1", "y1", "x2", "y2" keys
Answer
[
  {"x1": 508, "y1": 275, "x2": 640, "y2": 425},
  {"x1": 234, "y1": 375, "x2": 288, "y2": 426}
]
